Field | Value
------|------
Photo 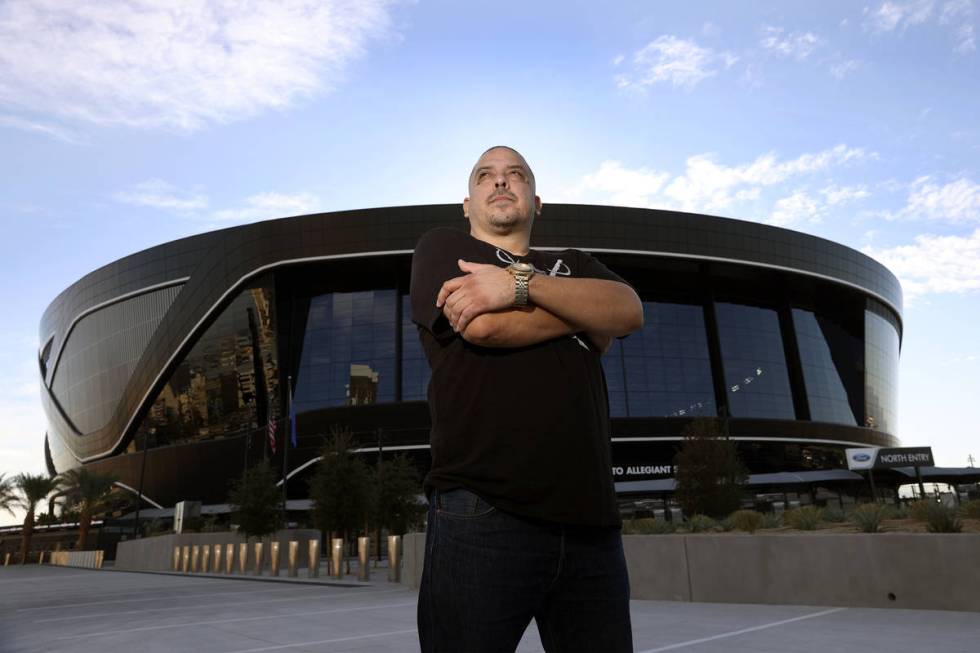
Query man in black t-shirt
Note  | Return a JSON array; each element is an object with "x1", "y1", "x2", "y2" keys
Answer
[{"x1": 412, "y1": 146, "x2": 643, "y2": 653}]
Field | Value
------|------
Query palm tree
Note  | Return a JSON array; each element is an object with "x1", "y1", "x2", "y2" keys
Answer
[
  {"x1": 58, "y1": 468, "x2": 119, "y2": 550},
  {"x1": 13, "y1": 473, "x2": 61, "y2": 564},
  {"x1": 0, "y1": 473, "x2": 17, "y2": 518}
]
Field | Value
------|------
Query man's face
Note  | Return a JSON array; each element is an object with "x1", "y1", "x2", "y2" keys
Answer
[{"x1": 464, "y1": 147, "x2": 542, "y2": 236}]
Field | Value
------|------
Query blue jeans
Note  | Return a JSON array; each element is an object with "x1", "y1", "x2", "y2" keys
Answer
[{"x1": 418, "y1": 487, "x2": 633, "y2": 652}]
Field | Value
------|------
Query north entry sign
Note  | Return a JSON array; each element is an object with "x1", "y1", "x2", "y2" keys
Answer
[{"x1": 845, "y1": 446, "x2": 934, "y2": 471}]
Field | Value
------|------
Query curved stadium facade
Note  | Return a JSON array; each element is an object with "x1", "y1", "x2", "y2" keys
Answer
[{"x1": 38, "y1": 204, "x2": 903, "y2": 509}]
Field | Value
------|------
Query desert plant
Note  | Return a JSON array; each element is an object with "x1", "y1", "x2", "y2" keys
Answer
[
  {"x1": 684, "y1": 514, "x2": 718, "y2": 533},
  {"x1": 784, "y1": 505, "x2": 822, "y2": 531},
  {"x1": 821, "y1": 506, "x2": 847, "y2": 523},
  {"x1": 623, "y1": 518, "x2": 676, "y2": 535},
  {"x1": 923, "y1": 502, "x2": 962, "y2": 533},
  {"x1": 909, "y1": 499, "x2": 935, "y2": 522},
  {"x1": 961, "y1": 499, "x2": 980, "y2": 519},
  {"x1": 851, "y1": 503, "x2": 888, "y2": 533},
  {"x1": 717, "y1": 517, "x2": 735, "y2": 532},
  {"x1": 673, "y1": 419, "x2": 749, "y2": 519},
  {"x1": 728, "y1": 509, "x2": 763, "y2": 533},
  {"x1": 760, "y1": 512, "x2": 783, "y2": 529},
  {"x1": 886, "y1": 504, "x2": 909, "y2": 520}
]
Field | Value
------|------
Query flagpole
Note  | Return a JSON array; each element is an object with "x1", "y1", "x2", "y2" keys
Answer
[{"x1": 282, "y1": 375, "x2": 293, "y2": 528}]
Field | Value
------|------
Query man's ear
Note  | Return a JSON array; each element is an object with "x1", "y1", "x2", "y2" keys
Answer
[
  {"x1": 463, "y1": 197, "x2": 470, "y2": 218},
  {"x1": 534, "y1": 195, "x2": 542, "y2": 216}
]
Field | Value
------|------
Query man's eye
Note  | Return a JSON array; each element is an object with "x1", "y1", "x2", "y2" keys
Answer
[
  {"x1": 477, "y1": 172, "x2": 489, "y2": 181},
  {"x1": 510, "y1": 170, "x2": 526, "y2": 180}
]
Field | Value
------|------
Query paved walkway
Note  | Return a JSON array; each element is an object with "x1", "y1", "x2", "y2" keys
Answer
[{"x1": 1, "y1": 565, "x2": 977, "y2": 652}]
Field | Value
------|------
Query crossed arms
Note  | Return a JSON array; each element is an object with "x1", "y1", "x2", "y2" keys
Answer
[{"x1": 436, "y1": 260, "x2": 643, "y2": 351}]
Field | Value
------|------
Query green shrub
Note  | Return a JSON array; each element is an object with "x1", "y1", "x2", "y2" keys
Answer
[
  {"x1": 760, "y1": 512, "x2": 783, "y2": 529},
  {"x1": 718, "y1": 517, "x2": 735, "y2": 532},
  {"x1": 924, "y1": 502, "x2": 962, "y2": 533},
  {"x1": 909, "y1": 499, "x2": 934, "y2": 522},
  {"x1": 685, "y1": 514, "x2": 718, "y2": 533},
  {"x1": 960, "y1": 499, "x2": 980, "y2": 519},
  {"x1": 821, "y1": 506, "x2": 847, "y2": 523},
  {"x1": 851, "y1": 504, "x2": 888, "y2": 533},
  {"x1": 784, "y1": 505, "x2": 822, "y2": 530},
  {"x1": 623, "y1": 518, "x2": 676, "y2": 535},
  {"x1": 728, "y1": 509, "x2": 763, "y2": 533},
  {"x1": 887, "y1": 505, "x2": 909, "y2": 520}
]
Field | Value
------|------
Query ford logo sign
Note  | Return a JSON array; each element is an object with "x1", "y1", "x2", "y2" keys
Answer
[{"x1": 853, "y1": 453, "x2": 872, "y2": 462}]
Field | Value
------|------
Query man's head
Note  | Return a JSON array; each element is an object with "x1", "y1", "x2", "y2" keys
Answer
[{"x1": 464, "y1": 146, "x2": 542, "y2": 240}]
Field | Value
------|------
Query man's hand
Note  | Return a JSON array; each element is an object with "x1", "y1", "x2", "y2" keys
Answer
[{"x1": 437, "y1": 260, "x2": 514, "y2": 332}]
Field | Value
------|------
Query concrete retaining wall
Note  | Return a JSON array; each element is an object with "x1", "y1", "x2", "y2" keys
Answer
[
  {"x1": 400, "y1": 532, "x2": 980, "y2": 612},
  {"x1": 115, "y1": 530, "x2": 321, "y2": 572}
]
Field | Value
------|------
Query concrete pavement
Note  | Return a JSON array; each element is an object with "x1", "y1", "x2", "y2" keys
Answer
[{"x1": 1, "y1": 565, "x2": 977, "y2": 652}]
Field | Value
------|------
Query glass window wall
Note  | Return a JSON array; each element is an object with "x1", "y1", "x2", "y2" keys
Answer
[
  {"x1": 793, "y1": 308, "x2": 862, "y2": 425},
  {"x1": 715, "y1": 302, "x2": 795, "y2": 419},
  {"x1": 865, "y1": 305, "x2": 900, "y2": 433},
  {"x1": 133, "y1": 280, "x2": 278, "y2": 447},
  {"x1": 401, "y1": 294, "x2": 431, "y2": 401}
]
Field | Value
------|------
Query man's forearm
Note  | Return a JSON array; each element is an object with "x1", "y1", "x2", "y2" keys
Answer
[
  {"x1": 460, "y1": 306, "x2": 575, "y2": 348},
  {"x1": 527, "y1": 275, "x2": 643, "y2": 337}
]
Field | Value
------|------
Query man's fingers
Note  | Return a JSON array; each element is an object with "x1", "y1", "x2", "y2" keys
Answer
[
  {"x1": 457, "y1": 259, "x2": 495, "y2": 273},
  {"x1": 437, "y1": 276, "x2": 467, "y2": 307}
]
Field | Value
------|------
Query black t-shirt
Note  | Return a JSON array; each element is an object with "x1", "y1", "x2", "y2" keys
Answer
[{"x1": 410, "y1": 227, "x2": 627, "y2": 527}]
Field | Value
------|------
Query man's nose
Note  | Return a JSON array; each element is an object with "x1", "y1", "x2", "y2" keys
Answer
[{"x1": 494, "y1": 173, "x2": 508, "y2": 188}]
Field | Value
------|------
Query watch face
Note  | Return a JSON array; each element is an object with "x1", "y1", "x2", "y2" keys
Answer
[{"x1": 511, "y1": 262, "x2": 534, "y2": 273}]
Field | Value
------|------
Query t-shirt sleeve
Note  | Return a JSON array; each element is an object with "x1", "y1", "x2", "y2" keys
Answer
[
  {"x1": 410, "y1": 228, "x2": 466, "y2": 341},
  {"x1": 572, "y1": 249, "x2": 631, "y2": 287}
]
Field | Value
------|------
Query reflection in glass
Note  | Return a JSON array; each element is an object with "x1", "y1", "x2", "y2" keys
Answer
[
  {"x1": 603, "y1": 301, "x2": 715, "y2": 417},
  {"x1": 865, "y1": 306, "x2": 899, "y2": 433},
  {"x1": 51, "y1": 285, "x2": 182, "y2": 434},
  {"x1": 715, "y1": 302, "x2": 795, "y2": 419},
  {"x1": 401, "y1": 294, "x2": 431, "y2": 401},
  {"x1": 293, "y1": 290, "x2": 395, "y2": 412},
  {"x1": 793, "y1": 309, "x2": 861, "y2": 425},
  {"x1": 133, "y1": 281, "x2": 278, "y2": 448}
]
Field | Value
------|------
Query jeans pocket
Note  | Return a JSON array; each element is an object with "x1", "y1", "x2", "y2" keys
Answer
[{"x1": 435, "y1": 488, "x2": 497, "y2": 519}]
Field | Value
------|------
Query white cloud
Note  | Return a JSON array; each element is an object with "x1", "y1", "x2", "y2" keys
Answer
[
  {"x1": 0, "y1": 114, "x2": 87, "y2": 144},
  {"x1": 768, "y1": 191, "x2": 825, "y2": 226},
  {"x1": 897, "y1": 176, "x2": 980, "y2": 223},
  {"x1": 580, "y1": 161, "x2": 670, "y2": 208},
  {"x1": 113, "y1": 179, "x2": 209, "y2": 212},
  {"x1": 0, "y1": 0, "x2": 395, "y2": 132},
  {"x1": 863, "y1": 228, "x2": 980, "y2": 298},
  {"x1": 759, "y1": 26, "x2": 825, "y2": 59},
  {"x1": 863, "y1": 0, "x2": 975, "y2": 51},
  {"x1": 830, "y1": 59, "x2": 861, "y2": 79},
  {"x1": 211, "y1": 192, "x2": 321, "y2": 223},
  {"x1": 940, "y1": 0, "x2": 977, "y2": 52},
  {"x1": 615, "y1": 36, "x2": 737, "y2": 91},
  {"x1": 702, "y1": 22, "x2": 721, "y2": 37},
  {"x1": 563, "y1": 144, "x2": 871, "y2": 217},
  {"x1": 822, "y1": 184, "x2": 871, "y2": 204},
  {"x1": 864, "y1": 0, "x2": 936, "y2": 32}
]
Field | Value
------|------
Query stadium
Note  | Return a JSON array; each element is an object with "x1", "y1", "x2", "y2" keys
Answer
[{"x1": 38, "y1": 204, "x2": 904, "y2": 515}]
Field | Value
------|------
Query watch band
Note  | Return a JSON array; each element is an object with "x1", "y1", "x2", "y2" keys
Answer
[{"x1": 513, "y1": 271, "x2": 530, "y2": 307}]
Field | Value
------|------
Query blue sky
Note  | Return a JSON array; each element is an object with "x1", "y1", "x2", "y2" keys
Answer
[{"x1": 2, "y1": 1, "x2": 979, "y2": 523}]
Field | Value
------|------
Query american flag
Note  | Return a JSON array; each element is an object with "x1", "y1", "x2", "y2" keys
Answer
[{"x1": 267, "y1": 418, "x2": 277, "y2": 455}]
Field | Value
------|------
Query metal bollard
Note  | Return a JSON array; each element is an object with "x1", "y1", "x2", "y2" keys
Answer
[
  {"x1": 270, "y1": 541, "x2": 280, "y2": 577},
  {"x1": 387, "y1": 535, "x2": 401, "y2": 583},
  {"x1": 201, "y1": 544, "x2": 211, "y2": 573},
  {"x1": 288, "y1": 541, "x2": 298, "y2": 577},
  {"x1": 182, "y1": 545, "x2": 191, "y2": 573},
  {"x1": 357, "y1": 536, "x2": 370, "y2": 582},
  {"x1": 253, "y1": 542, "x2": 264, "y2": 576},
  {"x1": 308, "y1": 539, "x2": 320, "y2": 578},
  {"x1": 225, "y1": 543, "x2": 235, "y2": 574},
  {"x1": 331, "y1": 538, "x2": 343, "y2": 579},
  {"x1": 37, "y1": 551, "x2": 45, "y2": 566},
  {"x1": 173, "y1": 546, "x2": 181, "y2": 571},
  {"x1": 191, "y1": 545, "x2": 200, "y2": 573},
  {"x1": 4, "y1": 552, "x2": 10, "y2": 566},
  {"x1": 238, "y1": 543, "x2": 248, "y2": 574},
  {"x1": 212, "y1": 544, "x2": 223, "y2": 573},
  {"x1": 95, "y1": 550, "x2": 104, "y2": 569}
]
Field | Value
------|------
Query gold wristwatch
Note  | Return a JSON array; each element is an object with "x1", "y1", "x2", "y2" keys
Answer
[{"x1": 506, "y1": 262, "x2": 535, "y2": 307}]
